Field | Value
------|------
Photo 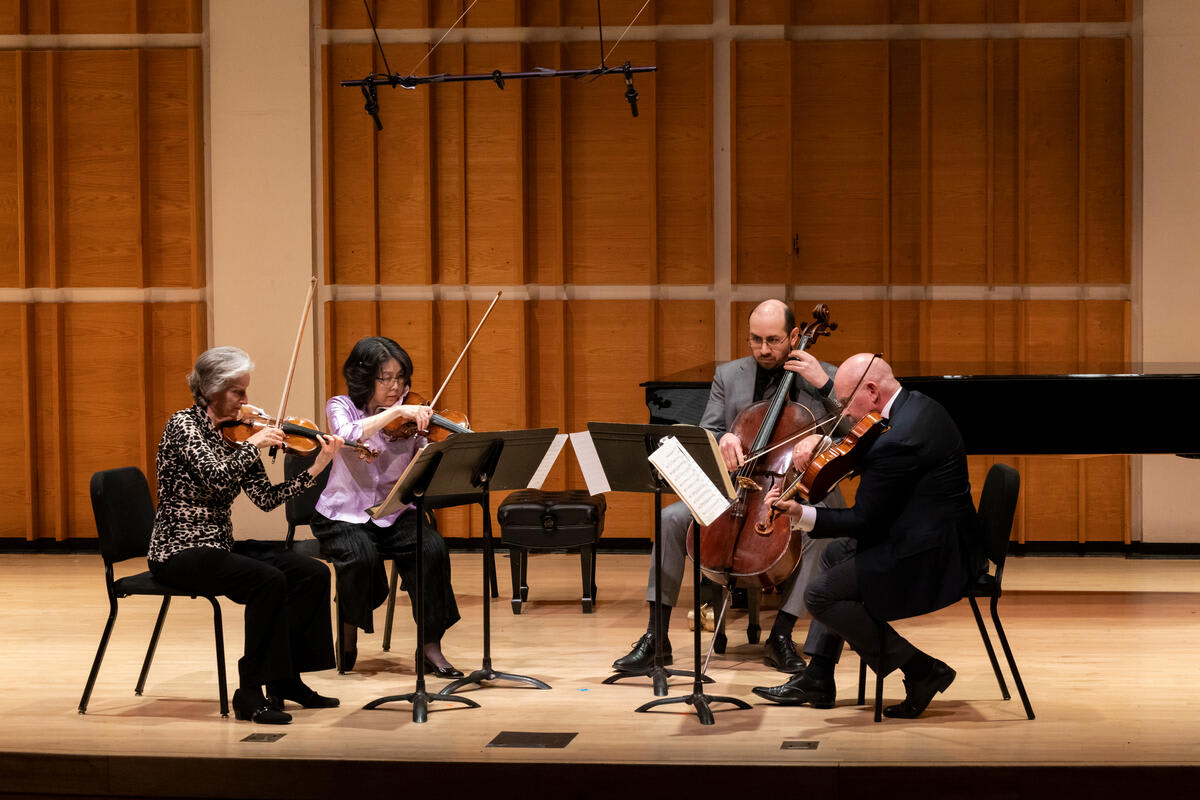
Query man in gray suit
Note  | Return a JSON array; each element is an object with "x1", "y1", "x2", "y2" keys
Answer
[{"x1": 612, "y1": 299, "x2": 847, "y2": 675}]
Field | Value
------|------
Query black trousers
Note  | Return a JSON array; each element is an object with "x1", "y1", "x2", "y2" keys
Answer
[
  {"x1": 150, "y1": 542, "x2": 335, "y2": 687},
  {"x1": 310, "y1": 510, "x2": 461, "y2": 644},
  {"x1": 803, "y1": 537, "x2": 918, "y2": 677}
]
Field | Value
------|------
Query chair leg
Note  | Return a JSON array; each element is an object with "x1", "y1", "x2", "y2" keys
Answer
[
  {"x1": 136, "y1": 597, "x2": 171, "y2": 696},
  {"x1": 969, "y1": 594, "x2": 1010, "y2": 699},
  {"x1": 519, "y1": 551, "x2": 530, "y2": 601},
  {"x1": 991, "y1": 596, "x2": 1035, "y2": 720},
  {"x1": 78, "y1": 596, "x2": 120, "y2": 714},
  {"x1": 873, "y1": 623, "x2": 885, "y2": 722},
  {"x1": 509, "y1": 547, "x2": 524, "y2": 614},
  {"x1": 580, "y1": 546, "x2": 595, "y2": 613},
  {"x1": 589, "y1": 542, "x2": 598, "y2": 604},
  {"x1": 382, "y1": 560, "x2": 400, "y2": 652},
  {"x1": 857, "y1": 656, "x2": 867, "y2": 705},
  {"x1": 208, "y1": 597, "x2": 229, "y2": 718}
]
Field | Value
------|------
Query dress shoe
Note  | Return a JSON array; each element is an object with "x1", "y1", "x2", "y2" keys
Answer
[
  {"x1": 612, "y1": 632, "x2": 671, "y2": 672},
  {"x1": 265, "y1": 679, "x2": 340, "y2": 711},
  {"x1": 752, "y1": 670, "x2": 836, "y2": 708},
  {"x1": 883, "y1": 660, "x2": 956, "y2": 719},
  {"x1": 420, "y1": 654, "x2": 464, "y2": 679},
  {"x1": 232, "y1": 688, "x2": 292, "y2": 724},
  {"x1": 762, "y1": 632, "x2": 807, "y2": 674}
]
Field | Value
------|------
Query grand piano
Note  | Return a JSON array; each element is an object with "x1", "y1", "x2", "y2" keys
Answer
[{"x1": 642, "y1": 363, "x2": 1200, "y2": 456}]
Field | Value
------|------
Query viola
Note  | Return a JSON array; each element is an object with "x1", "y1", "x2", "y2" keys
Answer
[
  {"x1": 686, "y1": 304, "x2": 838, "y2": 590},
  {"x1": 220, "y1": 404, "x2": 378, "y2": 462},
  {"x1": 759, "y1": 411, "x2": 890, "y2": 531},
  {"x1": 380, "y1": 390, "x2": 472, "y2": 443}
]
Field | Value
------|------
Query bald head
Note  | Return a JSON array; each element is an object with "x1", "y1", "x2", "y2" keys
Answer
[
  {"x1": 746, "y1": 300, "x2": 799, "y2": 369},
  {"x1": 834, "y1": 353, "x2": 900, "y2": 421}
]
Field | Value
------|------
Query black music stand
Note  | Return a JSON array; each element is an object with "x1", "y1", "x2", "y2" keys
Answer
[
  {"x1": 360, "y1": 437, "x2": 496, "y2": 722},
  {"x1": 432, "y1": 429, "x2": 562, "y2": 698},
  {"x1": 589, "y1": 423, "x2": 736, "y2": 718}
]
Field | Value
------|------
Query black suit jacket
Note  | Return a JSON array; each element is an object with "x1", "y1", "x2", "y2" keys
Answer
[{"x1": 811, "y1": 389, "x2": 975, "y2": 621}]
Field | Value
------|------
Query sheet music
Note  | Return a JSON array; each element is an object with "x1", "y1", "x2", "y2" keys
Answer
[
  {"x1": 648, "y1": 436, "x2": 732, "y2": 526},
  {"x1": 568, "y1": 431, "x2": 612, "y2": 495},
  {"x1": 527, "y1": 433, "x2": 568, "y2": 490}
]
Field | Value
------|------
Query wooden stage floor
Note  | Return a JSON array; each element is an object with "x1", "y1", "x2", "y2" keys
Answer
[{"x1": 1, "y1": 551, "x2": 1199, "y2": 798}]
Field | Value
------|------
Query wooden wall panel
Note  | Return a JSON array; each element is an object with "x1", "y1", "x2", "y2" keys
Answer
[
  {"x1": 655, "y1": 41, "x2": 713, "y2": 285},
  {"x1": 464, "y1": 43, "x2": 525, "y2": 285},
  {"x1": 928, "y1": 40, "x2": 989, "y2": 284},
  {"x1": 0, "y1": 0, "x2": 201, "y2": 34},
  {"x1": 0, "y1": 305, "x2": 30, "y2": 537},
  {"x1": 324, "y1": 44, "x2": 378, "y2": 286},
  {"x1": 1021, "y1": 39, "x2": 1080, "y2": 283},
  {"x1": 431, "y1": 45, "x2": 467, "y2": 285},
  {"x1": 146, "y1": 302, "x2": 207, "y2": 469},
  {"x1": 729, "y1": 0, "x2": 1129, "y2": 24},
  {"x1": 562, "y1": 42, "x2": 657, "y2": 283},
  {"x1": 792, "y1": 41, "x2": 890, "y2": 285},
  {"x1": 0, "y1": 52, "x2": 21, "y2": 287},
  {"x1": 26, "y1": 52, "x2": 53, "y2": 287},
  {"x1": 890, "y1": 40, "x2": 922, "y2": 285},
  {"x1": 1082, "y1": 37, "x2": 1130, "y2": 284},
  {"x1": 143, "y1": 49, "x2": 204, "y2": 288},
  {"x1": 376, "y1": 45, "x2": 433, "y2": 286},
  {"x1": 992, "y1": 39, "x2": 1020, "y2": 285},
  {"x1": 524, "y1": 43, "x2": 565, "y2": 285},
  {"x1": 732, "y1": 41, "x2": 790, "y2": 283}
]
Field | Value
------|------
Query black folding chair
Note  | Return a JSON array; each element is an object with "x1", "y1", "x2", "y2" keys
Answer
[
  {"x1": 857, "y1": 462, "x2": 1033, "y2": 720},
  {"x1": 79, "y1": 466, "x2": 229, "y2": 717}
]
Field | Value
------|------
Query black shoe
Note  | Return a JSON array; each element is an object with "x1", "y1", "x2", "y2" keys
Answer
[
  {"x1": 339, "y1": 648, "x2": 357, "y2": 673},
  {"x1": 420, "y1": 654, "x2": 464, "y2": 679},
  {"x1": 232, "y1": 688, "x2": 292, "y2": 724},
  {"x1": 883, "y1": 660, "x2": 956, "y2": 719},
  {"x1": 752, "y1": 670, "x2": 836, "y2": 708},
  {"x1": 762, "y1": 632, "x2": 807, "y2": 674},
  {"x1": 612, "y1": 632, "x2": 671, "y2": 673},
  {"x1": 265, "y1": 679, "x2": 340, "y2": 711}
]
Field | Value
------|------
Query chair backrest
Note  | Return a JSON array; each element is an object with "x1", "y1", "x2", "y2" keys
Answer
[
  {"x1": 976, "y1": 463, "x2": 1021, "y2": 570},
  {"x1": 90, "y1": 466, "x2": 156, "y2": 566},
  {"x1": 284, "y1": 452, "x2": 331, "y2": 530}
]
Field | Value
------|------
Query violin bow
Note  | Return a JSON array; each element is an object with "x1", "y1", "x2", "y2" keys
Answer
[
  {"x1": 270, "y1": 276, "x2": 319, "y2": 457},
  {"x1": 427, "y1": 290, "x2": 502, "y2": 409}
]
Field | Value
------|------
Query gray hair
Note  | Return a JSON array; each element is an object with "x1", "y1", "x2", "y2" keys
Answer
[{"x1": 187, "y1": 346, "x2": 254, "y2": 407}]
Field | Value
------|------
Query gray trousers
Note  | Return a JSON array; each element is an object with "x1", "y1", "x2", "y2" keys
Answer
[
  {"x1": 644, "y1": 500, "x2": 829, "y2": 635},
  {"x1": 803, "y1": 537, "x2": 918, "y2": 675}
]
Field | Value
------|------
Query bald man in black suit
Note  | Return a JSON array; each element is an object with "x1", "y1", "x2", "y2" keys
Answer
[{"x1": 753, "y1": 353, "x2": 976, "y2": 719}]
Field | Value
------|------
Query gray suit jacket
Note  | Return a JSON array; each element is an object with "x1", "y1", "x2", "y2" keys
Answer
[{"x1": 699, "y1": 356, "x2": 846, "y2": 510}]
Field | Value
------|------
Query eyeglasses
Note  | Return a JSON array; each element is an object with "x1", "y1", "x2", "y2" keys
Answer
[
  {"x1": 375, "y1": 374, "x2": 405, "y2": 387},
  {"x1": 747, "y1": 335, "x2": 788, "y2": 348}
]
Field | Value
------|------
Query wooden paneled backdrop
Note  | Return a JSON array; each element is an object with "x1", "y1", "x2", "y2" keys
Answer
[
  {"x1": 0, "y1": 0, "x2": 205, "y2": 541},
  {"x1": 2, "y1": 1, "x2": 1133, "y2": 546},
  {"x1": 322, "y1": 1, "x2": 1132, "y2": 545}
]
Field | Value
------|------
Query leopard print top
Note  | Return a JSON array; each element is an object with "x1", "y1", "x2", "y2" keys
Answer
[{"x1": 147, "y1": 404, "x2": 316, "y2": 564}]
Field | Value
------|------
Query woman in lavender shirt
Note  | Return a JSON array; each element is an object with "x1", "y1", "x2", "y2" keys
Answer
[{"x1": 310, "y1": 337, "x2": 462, "y2": 677}]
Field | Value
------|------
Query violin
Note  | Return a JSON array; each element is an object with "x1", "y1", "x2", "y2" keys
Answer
[
  {"x1": 759, "y1": 411, "x2": 890, "y2": 530},
  {"x1": 686, "y1": 304, "x2": 838, "y2": 590},
  {"x1": 380, "y1": 390, "x2": 472, "y2": 443},
  {"x1": 220, "y1": 404, "x2": 378, "y2": 462}
]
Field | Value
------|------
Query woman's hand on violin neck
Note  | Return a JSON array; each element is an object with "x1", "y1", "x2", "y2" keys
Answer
[
  {"x1": 783, "y1": 349, "x2": 829, "y2": 390},
  {"x1": 718, "y1": 433, "x2": 746, "y2": 471},
  {"x1": 310, "y1": 433, "x2": 344, "y2": 474},
  {"x1": 246, "y1": 425, "x2": 285, "y2": 450},
  {"x1": 395, "y1": 402, "x2": 434, "y2": 431}
]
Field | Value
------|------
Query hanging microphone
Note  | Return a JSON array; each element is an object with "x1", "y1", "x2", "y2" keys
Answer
[{"x1": 623, "y1": 61, "x2": 639, "y2": 118}]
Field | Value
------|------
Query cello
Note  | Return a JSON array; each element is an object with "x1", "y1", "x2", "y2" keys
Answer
[{"x1": 685, "y1": 304, "x2": 838, "y2": 589}]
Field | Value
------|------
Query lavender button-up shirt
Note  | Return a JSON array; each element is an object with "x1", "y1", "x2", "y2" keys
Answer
[{"x1": 315, "y1": 395, "x2": 425, "y2": 527}]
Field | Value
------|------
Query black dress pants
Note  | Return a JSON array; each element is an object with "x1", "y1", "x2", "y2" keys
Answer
[
  {"x1": 150, "y1": 542, "x2": 335, "y2": 687},
  {"x1": 802, "y1": 537, "x2": 918, "y2": 676},
  {"x1": 310, "y1": 510, "x2": 461, "y2": 644}
]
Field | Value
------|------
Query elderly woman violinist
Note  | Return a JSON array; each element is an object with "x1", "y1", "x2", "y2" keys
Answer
[
  {"x1": 147, "y1": 346, "x2": 343, "y2": 724},
  {"x1": 310, "y1": 336, "x2": 462, "y2": 677}
]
